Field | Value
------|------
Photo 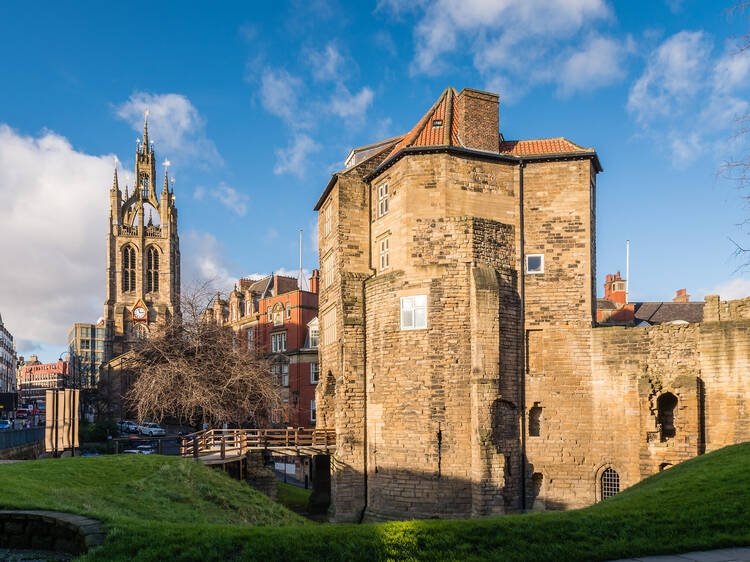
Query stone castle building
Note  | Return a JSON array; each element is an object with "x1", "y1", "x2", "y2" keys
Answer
[
  {"x1": 314, "y1": 87, "x2": 750, "y2": 522},
  {"x1": 104, "y1": 115, "x2": 180, "y2": 359}
]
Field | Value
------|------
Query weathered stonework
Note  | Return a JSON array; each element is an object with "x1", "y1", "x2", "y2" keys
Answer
[{"x1": 314, "y1": 86, "x2": 750, "y2": 521}]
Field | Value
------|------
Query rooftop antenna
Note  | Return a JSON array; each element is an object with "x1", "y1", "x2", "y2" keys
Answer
[{"x1": 626, "y1": 239, "x2": 630, "y2": 304}]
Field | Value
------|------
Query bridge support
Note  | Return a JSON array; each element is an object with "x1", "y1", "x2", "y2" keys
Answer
[
  {"x1": 244, "y1": 451, "x2": 277, "y2": 500},
  {"x1": 308, "y1": 454, "x2": 331, "y2": 515}
]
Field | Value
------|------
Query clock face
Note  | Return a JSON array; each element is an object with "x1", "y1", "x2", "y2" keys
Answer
[{"x1": 133, "y1": 307, "x2": 147, "y2": 320}]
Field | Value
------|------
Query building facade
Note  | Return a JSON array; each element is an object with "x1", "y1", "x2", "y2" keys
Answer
[
  {"x1": 17, "y1": 356, "x2": 68, "y2": 403},
  {"x1": 67, "y1": 322, "x2": 107, "y2": 389},
  {"x1": 214, "y1": 273, "x2": 320, "y2": 427},
  {"x1": 0, "y1": 313, "x2": 16, "y2": 394},
  {"x1": 314, "y1": 86, "x2": 750, "y2": 522},
  {"x1": 104, "y1": 115, "x2": 180, "y2": 360}
]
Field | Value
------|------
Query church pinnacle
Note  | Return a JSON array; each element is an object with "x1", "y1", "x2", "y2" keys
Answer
[
  {"x1": 143, "y1": 109, "x2": 149, "y2": 149},
  {"x1": 112, "y1": 166, "x2": 119, "y2": 191}
]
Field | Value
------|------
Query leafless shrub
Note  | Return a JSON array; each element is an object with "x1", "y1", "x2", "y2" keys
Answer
[{"x1": 123, "y1": 279, "x2": 281, "y2": 427}]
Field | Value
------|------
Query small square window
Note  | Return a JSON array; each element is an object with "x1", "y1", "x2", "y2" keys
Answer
[
  {"x1": 526, "y1": 254, "x2": 544, "y2": 274},
  {"x1": 400, "y1": 295, "x2": 427, "y2": 330}
]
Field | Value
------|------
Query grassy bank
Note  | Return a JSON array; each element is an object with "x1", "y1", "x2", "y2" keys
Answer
[{"x1": 1, "y1": 444, "x2": 749, "y2": 561}]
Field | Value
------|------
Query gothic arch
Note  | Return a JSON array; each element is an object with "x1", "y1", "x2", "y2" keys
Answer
[
  {"x1": 122, "y1": 245, "x2": 137, "y2": 292},
  {"x1": 146, "y1": 246, "x2": 160, "y2": 293},
  {"x1": 594, "y1": 463, "x2": 623, "y2": 502}
]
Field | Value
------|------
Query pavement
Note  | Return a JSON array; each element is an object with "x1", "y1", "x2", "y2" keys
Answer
[{"x1": 611, "y1": 547, "x2": 750, "y2": 561}]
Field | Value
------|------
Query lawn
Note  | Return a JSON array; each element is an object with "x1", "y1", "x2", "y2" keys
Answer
[
  {"x1": 0, "y1": 444, "x2": 748, "y2": 561},
  {"x1": 276, "y1": 481, "x2": 313, "y2": 513}
]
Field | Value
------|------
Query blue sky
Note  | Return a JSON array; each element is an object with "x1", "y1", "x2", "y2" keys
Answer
[{"x1": 0, "y1": 0, "x2": 749, "y2": 361}]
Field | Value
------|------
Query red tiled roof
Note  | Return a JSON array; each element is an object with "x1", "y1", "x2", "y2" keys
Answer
[
  {"x1": 499, "y1": 138, "x2": 592, "y2": 156},
  {"x1": 384, "y1": 88, "x2": 463, "y2": 163}
]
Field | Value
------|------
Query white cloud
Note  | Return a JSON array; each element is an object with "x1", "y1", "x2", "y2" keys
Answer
[
  {"x1": 180, "y1": 230, "x2": 238, "y2": 290},
  {"x1": 389, "y1": 0, "x2": 615, "y2": 99},
  {"x1": 194, "y1": 182, "x2": 249, "y2": 216},
  {"x1": 0, "y1": 125, "x2": 122, "y2": 348},
  {"x1": 329, "y1": 85, "x2": 374, "y2": 120},
  {"x1": 558, "y1": 35, "x2": 627, "y2": 95},
  {"x1": 697, "y1": 278, "x2": 750, "y2": 301},
  {"x1": 273, "y1": 133, "x2": 321, "y2": 178},
  {"x1": 627, "y1": 31, "x2": 712, "y2": 123},
  {"x1": 308, "y1": 43, "x2": 346, "y2": 81},
  {"x1": 628, "y1": 31, "x2": 750, "y2": 164},
  {"x1": 115, "y1": 92, "x2": 221, "y2": 166},
  {"x1": 260, "y1": 68, "x2": 307, "y2": 126}
]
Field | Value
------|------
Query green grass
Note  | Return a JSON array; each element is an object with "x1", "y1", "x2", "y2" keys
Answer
[
  {"x1": 276, "y1": 482, "x2": 312, "y2": 512},
  {"x1": 0, "y1": 455, "x2": 306, "y2": 527},
  {"x1": 2, "y1": 444, "x2": 750, "y2": 561}
]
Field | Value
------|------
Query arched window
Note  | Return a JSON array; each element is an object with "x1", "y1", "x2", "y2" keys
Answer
[
  {"x1": 601, "y1": 468, "x2": 620, "y2": 500},
  {"x1": 529, "y1": 403, "x2": 542, "y2": 437},
  {"x1": 147, "y1": 247, "x2": 159, "y2": 293},
  {"x1": 122, "y1": 246, "x2": 136, "y2": 292},
  {"x1": 657, "y1": 392, "x2": 678, "y2": 441}
]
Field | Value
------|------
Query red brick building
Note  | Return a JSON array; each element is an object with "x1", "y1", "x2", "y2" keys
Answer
[
  {"x1": 17, "y1": 356, "x2": 68, "y2": 403},
  {"x1": 597, "y1": 273, "x2": 703, "y2": 326},
  {"x1": 213, "y1": 272, "x2": 320, "y2": 427}
]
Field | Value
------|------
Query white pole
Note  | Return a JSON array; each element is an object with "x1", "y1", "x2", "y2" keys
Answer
[
  {"x1": 299, "y1": 229, "x2": 303, "y2": 290},
  {"x1": 625, "y1": 239, "x2": 630, "y2": 304}
]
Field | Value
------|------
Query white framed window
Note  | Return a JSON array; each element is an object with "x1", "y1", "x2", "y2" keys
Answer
[
  {"x1": 324, "y1": 203, "x2": 332, "y2": 237},
  {"x1": 271, "y1": 332, "x2": 287, "y2": 353},
  {"x1": 377, "y1": 183, "x2": 389, "y2": 217},
  {"x1": 267, "y1": 307, "x2": 272, "y2": 321},
  {"x1": 323, "y1": 307, "x2": 336, "y2": 346},
  {"x1": 309, "y1": 325, "x2": 319, "y2": 348},
  {"x1": 273, "y1": 307, "x2": 283, "y2": 326},
  {"x1": 246, "y1": 301, "x2": 252, "y2": 315},
  {"x1": 286, "y1": 303, "x2": 291, "y2": 319},
  {"x1": 310, "y1": 362, "x2": 319, "y2": 384},
  {"x1": 379, "y1": 237, "x2": 390, "y2": 271},
  {"x1": 310, "y1": 399, "x2": 316, "y2": 422},
  {"x1": 400, "y1": 295, "x2": 427, "y2": 330},
  {"x1": 282, "y1": 364, "x2": 289, "y2": 387},
  {"x1": 246, "y1": 329, "x2": 253, "y2": 351},
  {"x1": 525, "y1": 254, "x2": 544, "y2": 274},
  {"x1": 323, "y1": 253, "x2": 334, "y2": 289}
]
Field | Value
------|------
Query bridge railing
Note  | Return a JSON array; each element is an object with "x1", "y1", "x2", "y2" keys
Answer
[
  {"x1": 180, "y1": 428, "x2": 335, "y2": 460},
  {"x1": 0, "y1": 428, "x2": 44, "y2": 450}
]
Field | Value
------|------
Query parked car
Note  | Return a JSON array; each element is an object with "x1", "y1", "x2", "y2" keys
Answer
[
  {"x1": 0, "y1": 419, "x2": 11, "y2": 431},
  {"x1": 120, "y1": 420, "x2": 139, "y2": 433},
  {"x1": 136, "y1": 445, "x2": 155, "y2": 454},
  {"x1": 139, "y1": 422, "x2": 166, "y2": 437}
]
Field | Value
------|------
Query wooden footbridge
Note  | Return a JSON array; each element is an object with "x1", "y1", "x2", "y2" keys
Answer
[{"x1": 180, "y1": 428, "x2": 336, "y2": 464}]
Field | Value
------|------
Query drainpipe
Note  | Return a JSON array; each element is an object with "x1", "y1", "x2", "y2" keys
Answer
[
  {"x1": 518, "y1": 159, "x2": 527, "y2": 512},
  {"x1": 359, "y1": 180, "x2": 377, "y2": 524}
]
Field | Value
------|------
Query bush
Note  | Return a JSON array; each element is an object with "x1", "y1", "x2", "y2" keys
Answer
[{"x1": 79, "y1": 420, "x2": 118, "y2": 443}]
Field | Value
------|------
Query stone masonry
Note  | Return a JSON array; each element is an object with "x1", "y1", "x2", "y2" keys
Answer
[{"x1": 314, "y1": 86, "x2": 750, "y2": 521}]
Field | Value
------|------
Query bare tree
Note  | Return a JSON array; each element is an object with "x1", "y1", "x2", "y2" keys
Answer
[
  {"x1": 722, "y1": 3, "x2": 750, "y2": 265},
  {"x1": 123, "y1": 279, "x2": 282, "y2": 427}
]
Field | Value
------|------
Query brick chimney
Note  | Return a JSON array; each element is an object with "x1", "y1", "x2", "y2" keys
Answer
[
  {"x1": 309, "y1": 269, "x2": 320, "y2": 294},
  {"x1": 603, "y1": 272, "x2": 626, "y2": 305},
  {"x1": 673, "y1": 288, "x2": 690, "y2": 303},
  {"x1": 454, "y1": 88, "x2": 500, "y2": 153}
]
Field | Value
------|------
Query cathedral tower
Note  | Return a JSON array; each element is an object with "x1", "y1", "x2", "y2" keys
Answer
[{"x1": 104, "y1": 112, "x2": 181, "y2": 359}]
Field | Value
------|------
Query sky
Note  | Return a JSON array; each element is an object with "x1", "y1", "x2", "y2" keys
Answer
[{"x1": 0, "y1": 0, "x2": 749, "y2": 362}]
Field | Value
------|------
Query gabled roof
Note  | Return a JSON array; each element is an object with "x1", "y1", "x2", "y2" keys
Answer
[
  {"x1": 633, "y1": 302, "x2": 704, "y2": 325},
  {"x1": 499, "y1": 138, "x2": 593, "y2": 156},
  {"x1": 383, "y1": 87, "x2": 462, "y2": 165}
]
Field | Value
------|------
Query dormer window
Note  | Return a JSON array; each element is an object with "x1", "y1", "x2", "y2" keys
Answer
[{"x1": 432, "y1": 119, "x2": 443, "y2": 127}]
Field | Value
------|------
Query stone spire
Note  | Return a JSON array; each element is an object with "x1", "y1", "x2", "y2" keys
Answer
[
  {"x1": 142, "y1": 110, "x2": 149, "y2": 151},
  {"x1": 124, "y1": 185, "x2": 129, "y2": 200},
  {"x1": 148, "y1": 209, "x2": 153, "y2": 227},
  {"x1": 112, "y1": 166, "x2": 119, "y2": 191},
  {"x1": 163, "y1": 169, "x2": 169, "y2": 193}
]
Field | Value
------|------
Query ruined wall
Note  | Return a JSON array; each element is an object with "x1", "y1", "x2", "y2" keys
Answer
[{"x1": 527, "y1": 317, "x2": 750, "y2": 511}]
